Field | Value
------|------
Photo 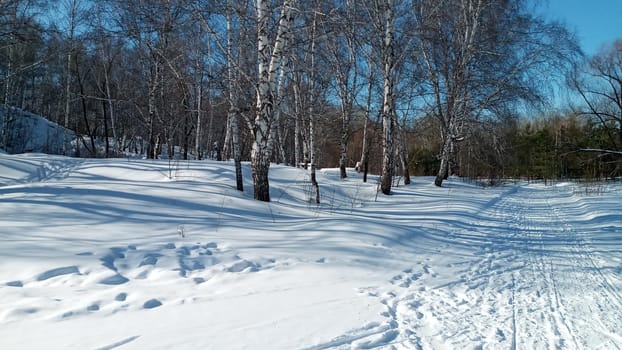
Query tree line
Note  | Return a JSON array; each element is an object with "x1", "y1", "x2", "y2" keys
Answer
[{"x1": 1, "y1": 0, "x2": 620, "y2": 201}]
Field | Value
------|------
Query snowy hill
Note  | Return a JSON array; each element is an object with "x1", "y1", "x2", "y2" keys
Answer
[
  {"x1": 0, "y1": 153, "x2": 621, "y2": 349},
  {"x1": 0, "y1": 107, "x2": 74, "y2": 155}
]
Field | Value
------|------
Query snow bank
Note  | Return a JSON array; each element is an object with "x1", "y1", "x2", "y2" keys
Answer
[{"x1": 0, "y1": 106, "x2": 74, "y2": 155}]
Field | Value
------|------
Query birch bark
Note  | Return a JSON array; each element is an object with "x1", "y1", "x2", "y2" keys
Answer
[{"x1": 252, "y1": 0, "x2": 294, "y2": 201}]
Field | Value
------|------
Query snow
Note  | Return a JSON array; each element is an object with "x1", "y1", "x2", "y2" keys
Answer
[
  {"x1": 1, "y1": 153, "x2": 621, "y2": 349},
  {"x1": 0, "y1": 107, "x2": 74, "y2": 155}
]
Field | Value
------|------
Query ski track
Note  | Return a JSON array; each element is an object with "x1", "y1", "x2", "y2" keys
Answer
[{"x1": 339, "y1": 183, "x2": 622, "y2": 349}]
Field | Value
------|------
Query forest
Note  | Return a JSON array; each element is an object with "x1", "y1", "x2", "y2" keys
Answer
[{"x1": 1, "y1": 0, "x2": 621, "y2": 201}]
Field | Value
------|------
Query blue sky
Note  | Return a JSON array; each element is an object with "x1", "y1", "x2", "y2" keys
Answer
[{"x1": 544, "y1": 0, "x2": 622, "y2": 55}]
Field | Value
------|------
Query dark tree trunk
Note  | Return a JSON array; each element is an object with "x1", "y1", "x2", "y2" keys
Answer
[
  {"x1": 235, "y1": 159, "x2": 244, "y2": 192},
  {"x1": 251, "y1": 150, "x2": 270, "y2": 202},
  {"x1": 403, "y1": 165, "x2": 411, "y2": 185},
  {"x1": 311, "y1": 163, "x2": 320, "y2": 204},
  {"x1": 75, "y1": 57, "x2": 96, "y2": 157},
  {"x1": 435, "y1": 136, "x2": 451, "y2": 187},
  {"x1": 379, "y1": 1, "x2": 395, "y2": 195},
  {"x1": 339, "y1": 111, "x2": 348, "y2": 179},
  {"x1": 102, "y1": 98, "x2": 109, "y2": 157}
]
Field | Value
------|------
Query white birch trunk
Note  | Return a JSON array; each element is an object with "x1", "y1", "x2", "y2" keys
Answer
[
  {"x1": 293, "y1": 75, "x2": 302, "y2": 168},
  {"x1": 308, "y1": 11, "x2": 320, "y2": 203},
  {"x1": 252, "y1": 0, "x2": 294, "y2": 201}
]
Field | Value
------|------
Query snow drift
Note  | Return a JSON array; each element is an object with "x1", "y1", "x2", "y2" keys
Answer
[{"x1": 0, "y1": 107, "x2": 74, "y2": 155}]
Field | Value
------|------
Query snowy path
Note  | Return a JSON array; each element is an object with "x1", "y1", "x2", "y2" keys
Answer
[{"x1": 357, "y1": 184, "x2": 622, "y2": 349}]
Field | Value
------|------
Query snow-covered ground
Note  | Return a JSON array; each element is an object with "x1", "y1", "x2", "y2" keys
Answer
[{"x1": 1, "y1": 153, "x2": 621, "y2": 349}]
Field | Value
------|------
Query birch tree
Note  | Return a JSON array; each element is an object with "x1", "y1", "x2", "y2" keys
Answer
[
  {"x1": 308, "y1": 9, "x2": 320, "y2": 203},
  {"x1": 358, "y1": 45, "x2": 377, "y2": 182},
  {"x1": 572, "y1": 40, "x2": 622, "y2": 155},
  {"x1": 227, "y1": 0, "x2": 244, "y2": 191},
  {"x1": 413, "y1": 0, "x2": 578, "y2": 186},
  {"x1": 190, "y1": 20, "x2": 206, "y2": 160},
  {"x1": 92, "y1": 1, "x2": 121, "y2": 157},
  {"x1": 412, "y1": 0, "x2": 482, "y2": 187},
  {"x1": 366, "y1": 0, "x2": 397, "y2": 195},
  {"x1": 325, "y1": 0, "x2": 362, "y2": 179},
  {"x1": 252, "y1": 0, "x2": 295, "y2": 201}
]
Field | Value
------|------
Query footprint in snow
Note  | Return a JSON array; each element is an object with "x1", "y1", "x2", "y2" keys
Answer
[
  {"x1": 193, "y1": 277, "x2": 206, "y2": 284},
  {"x1": 99, "y1": 274, "x2": 129, "y2": 285},
  {"x1": 143, "y1": 299, "x2": 162, "y2": 309},
  {"x1": 411, "y1": 272, "x2": 423, "y2": 281},
  {"x1": 134, "y1": 269, "x2": 151, "y2": 280},
  {"x1": 399, "y1": 279, "x2": 412, "y2": 288},
  {"x1": 188, "y1": 243, "x2": 214, "y2": 256},
  {"x1": 357, "y1": 287, "x2": 379, "y2": 297},
  {"x1": 6, "y1": 280, "x2": 23, "y2": 287},
  {"x1": 115, "y1": 293, "x2": 128, "y2": 302},
  {"x1": 4, "y1": 307, "x2": 39, "y2": 319},
  {"x1": 138, "y1": 253, "x2": 161, "y2": 267},
  {"x1": 227, "y1": 260, "x2": 259, "y2": 273},
  {"x1": 392, "y1": 271, "x2": 425, "y2": 289},
  {"x1": 100, "y1": 247, "x2": 127, "y2": 271},
  {"x1": 175, "y1": 243, "x2": 221, "y2": 277},
  {"x1": 422, "y1": 264, "x2": 438, "y2": 278},
  {"x1": 390, "y1": 274, "x2": 403, "y2": 284}
]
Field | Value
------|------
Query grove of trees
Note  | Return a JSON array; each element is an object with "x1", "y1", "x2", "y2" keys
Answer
[{"x1": 1, "y1": 0, "x2": 620, "y2": 201}]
